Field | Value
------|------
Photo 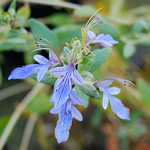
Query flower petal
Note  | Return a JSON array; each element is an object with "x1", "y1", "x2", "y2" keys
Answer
[
  {"x1": 59, "y1": 110, "x2": 72, "y2": 130},
  {"x1": 94, "y1": 34, "x2": 118, "y2": 48},
  {"x1": 55, "y1": 109, "x2": 72, "y2": 143},
  {"x1": 33, "y1": 54, "x2": 49, "y2": 64},
  {"x1": 55, "y1": 120, "x2": 70, "y2": 143},
  {"x1": 50, "y1": 66, "x2": 67, "y2": 78},
  {"x1": 109, "y1": 96, "x2": 130, "y2": 120},
  {"x1": 50, "y1": 106, "x2": 61, "y2": 114},
  {"x1": 99, "y1": 80, "x2": 113, "y2": 87},
  {"x1": 87, "y1": 31, "x2": 96, "y2": 43},
  {"x1": 102, "y1": 93, "x2": 109, "y2": 109},
  {"x1": 72, "y1": 70, "x2": 84, "y2": 86},
  {"x1": 37, "y1": 65, "x2": 49, "y2": 81},
  {"x1": 49, "y1": 51, "x2": 59, "y2": 65},
  {"x1": 70, "y1": 90, "x2": 85, "y2": 106},
  {"x1": 51, "y1": 76, "x2": 72, "y2": 108},
  {"x1": 108, "y1": 87, "x2": 120, "y2": 95},
  {"x1": 8, "y1": 64, "x2": 38, "y2": 80},
  {"x1": 71, "y1": 106, "x2": 83, "y2": 121}
]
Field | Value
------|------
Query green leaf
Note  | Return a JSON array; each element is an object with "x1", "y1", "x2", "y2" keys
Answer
[
  {"x1": 54, "y1": 24, "x2": 81, "y2": 47},
  {"x1": 123, "y1": 43, "x2": 136, "y2": 58},
  {"x1": 48, "y1": 13, "x2": 74, "y2": 26},
  {"x1": 27, "y1": 93, "x2": 52, "y2": 115},
  {"x1": 95, "y1": 21, "x2": 119, "y2": 37},
  {"x1": 132, "y1": 19, "x2": 148, "y2": 33},
  {"x1": 74, "y1": 5, "x2": 96, "y2": 17},
  {"x1": 32, "y1": 72, "x2": 56, "y2": 85},
  {"x1": 17, "y1": 5, "x2": 31, "y2": 27},
  {"x1": 75, "y1": 87, "x2": 89, "y2": 108},
  {"x1": 79, "y1": 83, "x2": 100, "y2": 99},
  {"x1": 29, "y1": 19, "x2": 59, "y2": 49},
  {"x1": 80, "y1": 48, "x2": 111, "y2": 72},
  {"x1": 0, "y1": 29, "x2": 34, "y2": 51},
  {"x1": 8, "y1": 0, "x2": 16, "y2": 16}
]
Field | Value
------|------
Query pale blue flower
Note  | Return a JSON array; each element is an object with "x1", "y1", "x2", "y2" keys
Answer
[
  {"x1": 95, "y1": 80, "x2": 130, "y2": 120},
  {"x1": 8, "y1": 51, "x2": 59, "y2": 81},
  {"x1": 50, "y1": 64, "x2": 85, "y2": 108},
  {"x1": 50, "y1": 90, "x2": 84, "y2": 143},
  {"x1": 87, "y1": 30, "x2": 118, "y2": 48}
]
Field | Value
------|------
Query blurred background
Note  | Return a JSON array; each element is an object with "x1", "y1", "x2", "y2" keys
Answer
[{"x1": 0, "y1": 0, "x2": 150, "y2": 150}]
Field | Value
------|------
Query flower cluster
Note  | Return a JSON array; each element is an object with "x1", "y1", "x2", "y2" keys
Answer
[{"x1": 8, "y1": 22, "x2": 132, "y2": 143}]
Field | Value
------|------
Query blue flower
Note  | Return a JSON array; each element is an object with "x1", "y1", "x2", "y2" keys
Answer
[
  {"x1": 95, "y1": 80, "x2": 130, "y2": 120},
  {"x1": 8, "y1": 51, "x2": 59, "y2": 81},
  {"x1": 50, "y1": 89, "x2": 84, "y2": 143},
  {"x1": 50, "y1": 63, "x2": 85, "y2": 108},
  {"x1": 86, "y1": 30, "x2": 118, "y2": 48}
]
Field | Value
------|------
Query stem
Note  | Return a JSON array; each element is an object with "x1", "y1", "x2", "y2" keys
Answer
[
  {"x1": 21, "y1": 0, "x2": 80, "y2": 10},
  {"x1": 0, "y1": 82, "x2": 32, "y2": 101},
  {"x1": 0, "y1": 83, "x2": 44, "y2": 150},
  {"x1": 19, "y1": 114, "x2": 38, "y2": 150}
]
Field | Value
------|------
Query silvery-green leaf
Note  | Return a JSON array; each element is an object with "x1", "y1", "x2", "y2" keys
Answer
[{"x1": 123, "y1": 43, "x2": 136, "y2": 58}]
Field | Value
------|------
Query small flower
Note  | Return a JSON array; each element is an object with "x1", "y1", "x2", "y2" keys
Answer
[
  {"x1": 86, "y1": 30, "x2": 118, "y2": 48},
  {"x1": 8, "y1": 51, "x2": 59, "y2": 81},
  {"x1": 95, "y1": 80, "x2": 130, "y2": 120},
  {"x1": 50, "y1": 90, "x2": 84, "y2": 143},
  {"x1": 109, "y1": 77, "x2": 134, "y2": 87},
  {"x1": 50, "y1": 63, "x2": 85, "y2": 108}
]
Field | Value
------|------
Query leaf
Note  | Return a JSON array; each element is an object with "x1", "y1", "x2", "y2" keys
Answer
[
  {"x1": 29, "y1": 19, "x2": 59, "y2": 49},
  {"x1": 0, "y1": 38, "x2": 32, "y2": 51},
  {"x1": 75, "y1": 87, "x2": 89, "y2": 108},
  {"x1": 27, "y1": 93, "x2": 52, "y2": 115},
  {"x1": 95, "y1": 21, "x2": 119, "y2": 38},
  {"x1": 17, "y1": 5, "x2": 31, "y2": 26},
  {"x1": 48, "y1": 13, "x2": 74, "y2": 26},
  {"x1": 8, "y1": 0, "x2": 16, "y2": 16},
  {"x1": 54, "y1": 24, "x2": 81, "y2": 47},
  {"x1": 32, "y1": 72, "x2": 56, "y2": 85},
  {"x1": 132, "y1": 19, "x2": 148, "y2": 33},
  {"x1": 79, "y1": 83, "x2": 100, "y2": 99},
  {"x1": 74, "y1": 5, "x2": 96, "y2": 17},
  {"x1": 0, "y1": 29, "x2": 34, "y2": 51},
  {"x1": 80, "y1": 48, "x2": 111, "y2": 72},
  {"x1": 123, "y1": 43, "x2": 136, "y2": 58}
]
